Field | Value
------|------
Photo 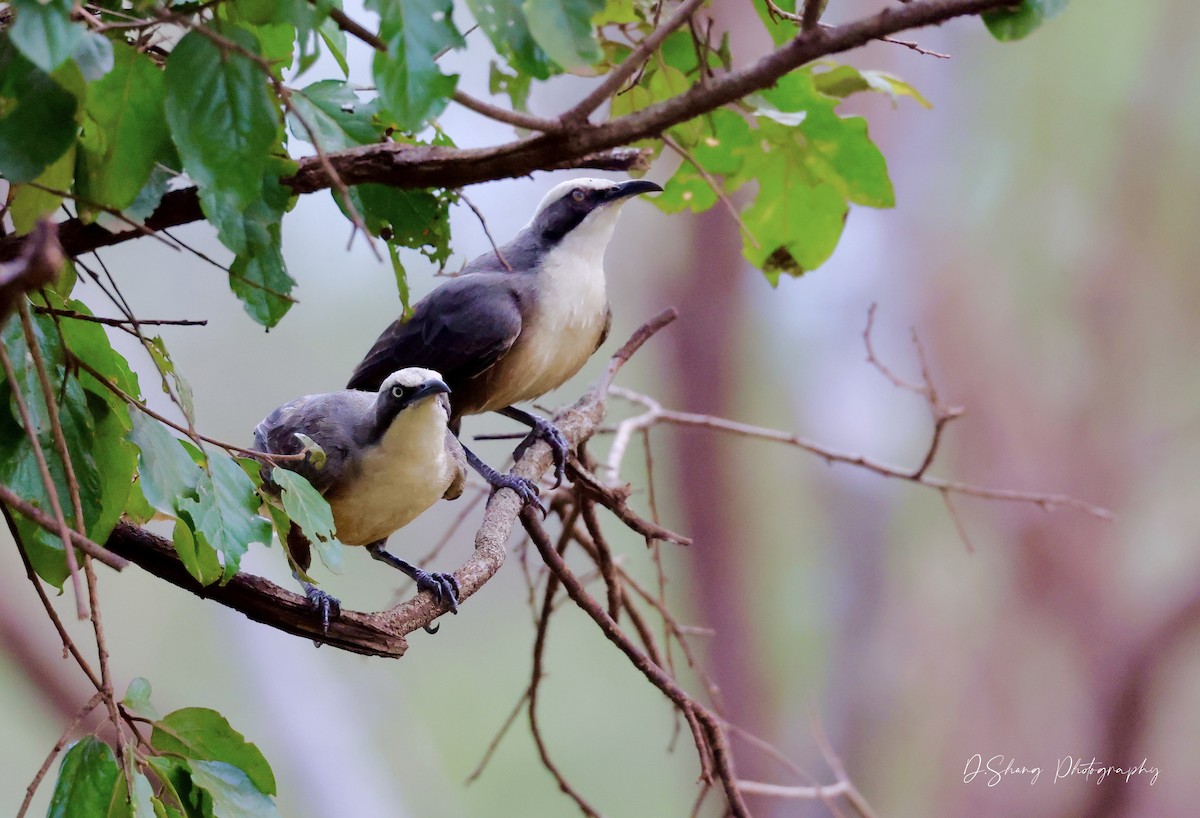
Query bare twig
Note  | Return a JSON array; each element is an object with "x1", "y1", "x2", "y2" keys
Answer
[
  {"x1": 0, "y1": 340, "x2": 86, "y2": 617},
  {"x1": 521, "y1": 507, "x2": 750, "y2": 817},
  {"x1": 605, "y1": 386, "x2": 1112, "y2": 520},
  {"x1": 16, "y1": 692, "x2": 104, "y2": 818},
  {"x1": 3, "y1": 506, "x2": 104, "y2": 692},
  {"x1": 0, "y1": 483, "x2": 127, "y2": 570},
  {"x1": 32, "y1": 306, "x2": 207, "y2": 329},
  {"x1": 464, "y1": 689, "x2": 530, "y2": 784},
  {"x1": 661, "y1": 133, "x2": 760, "y2": 248},
  {"x1": 69, "y1": 357, "x2": 304, "y2": 464},
  {"x1": 562, "y1": 0, "x2": 708, "y2": 125},
  {"x1": 319, "y1": 4, "x2": 564, "y2": 133},
  {"x1": 459, "y1": 191, "x2": 512, "y2": 272}
]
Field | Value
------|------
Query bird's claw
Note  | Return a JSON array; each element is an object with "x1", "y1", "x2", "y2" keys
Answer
[
  {"x1": 491, "y1": 472, "x2": 548, "y2": 518},
  {"x1": 514, "y1": 419, "x2": 569, "y2": 488},
  {"x1": 413, "y1": 570, "x2": 460, "y2": 634},
  {"x1": 304, "y1": 587, "x2": 341, "y2": 635}
]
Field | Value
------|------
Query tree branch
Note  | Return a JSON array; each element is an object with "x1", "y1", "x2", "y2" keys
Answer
[
  {"x1": 0, "y1": 0, "x2": 1013, "y2": 263},
  {"x1": 102, "y1": 313, "x2": 676, "y2": 657},
  {"x1": 561, "y1": 0, "x2": 708, "y2": 125}
]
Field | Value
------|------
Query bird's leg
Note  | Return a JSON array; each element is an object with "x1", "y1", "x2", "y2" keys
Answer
[
  {"x1": 294, "y1": 573, "x2": 341, "y2": 637},
  {"x1": 497, "y1": 406, "x2": 569, "y2": 488},
  {"x1": 367, "y1": 542, "x2": 460, "y2": 634},
  {"x1": 461, "y1": 443, "x2": 547, "y2": 516}
]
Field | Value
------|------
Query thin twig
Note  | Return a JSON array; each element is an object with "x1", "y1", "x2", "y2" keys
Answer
[
  {"x1": 0, "y1": 340, "x2": 86, "y2": 617},
  {"x1": 0, "y1": 483, "x2": 127, "y2": 570},
  {"x1": 70, "y1": 357, "x2": 304, "y2": 463},
  {"x1": 458, "y1": 191, "x2": 512, "y2": 272},
  {"x1": 605, "y1": 386, "x2": 1112, "y2": 520},
  {"x1": 3, "y1": 506, "x2": 104, "y2": 692},
  {"x1": 562, "y1": 0, "x2": 708, "y2": 124},
  {"x1": 464, "y1": 689, "x2": 531, "y2": 784},
  {"x1": 521, "y1": 508, "x2": 750, "y2": 817},
  {"x1": 661, "y1": 133, "x2": 760, "y2": 248},
  {"x1": 32, "y1": 306, "x2": 207, "y2": 328},
  {"x1": 318, "y1": 3, "x2": 563, "y2": 132},
  {"x1": 16, "y1": 692, "x2": 104, "y2": 818}
]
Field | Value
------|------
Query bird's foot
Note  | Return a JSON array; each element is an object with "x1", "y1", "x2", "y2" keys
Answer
[
  {"x1": 304, "y1": 586, "x2": 341, "y2": 635},
  {"x1": 513, "y1": 417, "x2": 569, "y2": 488},
  {"x1": 412, "y1": 570, "x2": 460, "y2": 634},
  {"x1": 464, "y1": 446, "x2": 547, "y2": 516},
  {"x1": 489, "y1": 471, "x2": 547, "y2": 517}
]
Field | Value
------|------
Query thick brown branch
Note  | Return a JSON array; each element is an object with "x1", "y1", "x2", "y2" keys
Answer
[{"x1": 0, "y1": 0, "x2": 1012, "y2": 263}]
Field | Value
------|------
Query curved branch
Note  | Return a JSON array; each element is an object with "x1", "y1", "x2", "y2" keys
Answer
[
  {"x1": 101, "y1": 312, "x2": 676, "y2": 657},
  {"x1": 0, "y1": 0, "x2": 1013, "y2": 263}
]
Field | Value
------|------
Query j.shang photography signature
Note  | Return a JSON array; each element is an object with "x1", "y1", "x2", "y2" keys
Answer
[{"x1": 963, "y1": 754, "x2": 1160, "y2": 787}]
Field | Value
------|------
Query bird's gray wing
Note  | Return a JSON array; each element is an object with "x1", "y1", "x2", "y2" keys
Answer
[
  {"x1": 347, "y1": 273, "x2": 525, "y2": 392},
  {"x1": 253, "y1": 393, "x2": 369, "y2": 495},
  {"x1": 441, "y1": 428, "x2": 468, "y2": 501},
  {"x1": 594, "y1": 304, "x2": 612, "y2": 353}
]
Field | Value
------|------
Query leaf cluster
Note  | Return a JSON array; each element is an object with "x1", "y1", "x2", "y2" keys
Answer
[{"x1": 47, "y1": 680, "x2": 279, "y2": 818}]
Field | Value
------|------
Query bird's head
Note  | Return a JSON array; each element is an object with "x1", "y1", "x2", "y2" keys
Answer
[
  {"x1": 374, "y1": 367, "x2": 451, "y2": 432},
  {"x1": 529, "y1": 177, "x2": 663, "y2": 252}
]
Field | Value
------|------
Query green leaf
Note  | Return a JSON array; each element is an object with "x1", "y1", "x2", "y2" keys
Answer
[
  {"x1": 77, "y1": 46, "x2": 172, "y2": 211},
  {"x1": 0, "y1": 313, "x2": 135, "y2": 586},
  {"x1": 270, "y1": 467, "x2": 342, "y2": 573},
  {"x1": 164, "y1": 27, "x2": 279, "y2": 235},
  {"x1": 144, "y1": 336, "x2": 196, "y2": 426},
  {"x1": 7, "y1": 143, "x2": 76, "y2": 234},
  {"x1": 128, "y1": 411, "x2": 203, "y2": 517},
  {"x1": 288, "y1": 80, "x2": 383, "y2": 150},
  {"x1": 369, "y1": 0, "x2": 463, "y2": 132},
  {"x1": 190, "y1": 762, "x2": 279, "y2": 818},
  {"x1": 252, "y1": 21, "x2": 297, "y2": 72},
  {"x1": 71, "y1": 31, "x2": 115, "y2": 82},
  {"x1": 172, "y1": 518, "x2": 222, "y2": 586},
  {"x1": 467, "y1": 0, "x2": 554, "y2": 79},
  {"x1": 812, "y1": 64, "x2": 931, "y2": 109},
  {"x1": 152, "y1": 709, "x2": 276, "y2": 797},
  {"x1": 318, "y1": 12, "x2": 349, "y2": 77},
  {"x1": 123, "y1": 677, "x2": 160, "y2": 720},
  {"x1": 347, "y1": 185, "x2": 451, "y2": 262},
  {"x1": 48, "y1": 738, "x2": 121, "y2": 818},
  {"x1": 176, "y1": 446, "x2": 272, "y2": 582},
  {"x1": 152, "y1": 798, "x2": 185, "y2": 818},
  {"x1": 147, "y1": 757, "x2": 214, "y2": 818},
  {"x1": 131, "y1": 772, "x2": 157, "y2": 818},
  {"x1": 983, "y1": 0, "x2": 1068, "y2": 41},
  {"x1": 123, "y1": 165, "x2": 177, "y2": 224},
  {"x1": 523, "y1": 0, "x2": 603, "y2": 71},
  {"x1": 9, "y1": 0, "x2": 87, "y2": 73},
  {"x1": 0, "y1": 37, "x2": 79, "y2": 183},
  {"x1": 656, "y1": 162, "x2": 717, "y2": 214},
  {"x1": 488, "y1": 62, "x2": 532, "y2": 112},
  {"x1": 387, "y1": 243, "x2": 411, "y2": 316},
  {"x1": 227, "y1": 161, "x2": 297, "y2": 328}
]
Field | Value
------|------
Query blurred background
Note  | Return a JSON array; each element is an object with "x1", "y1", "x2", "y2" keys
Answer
[{"x1": 3, "y1": 0, "x2": 1197, "y2": 815}]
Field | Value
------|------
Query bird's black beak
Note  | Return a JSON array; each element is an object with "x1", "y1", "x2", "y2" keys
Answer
[
  {"x1": 410, "y1": 378, "x2": 451, "y2": 403},
  {"x1": 603, "y1": 179, "x2": 663, "y2": 203}
]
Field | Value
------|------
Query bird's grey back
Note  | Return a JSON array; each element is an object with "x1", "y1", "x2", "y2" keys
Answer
[{"x1": 253, "y1": 390, "x2": 377, "y2": 495}]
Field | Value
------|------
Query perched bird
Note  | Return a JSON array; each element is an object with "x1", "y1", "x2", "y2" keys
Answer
[
  {"x1": 254, "y1": 367, "x2": 467, "y2": 630},
  {"x1": 347, "y1": 177, "x2": 662, "y2": 501}
]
